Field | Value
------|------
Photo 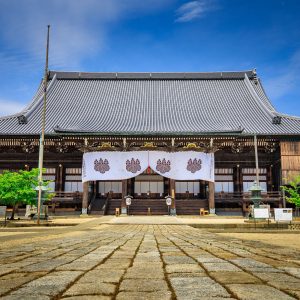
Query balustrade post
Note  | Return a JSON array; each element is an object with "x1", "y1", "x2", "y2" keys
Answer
[
  {"x1": 81, "y1": 181, "x2": 89, "y2": 215},
  {"x1": 208, "y1": 181, "x2": 215, "y2": 214}
]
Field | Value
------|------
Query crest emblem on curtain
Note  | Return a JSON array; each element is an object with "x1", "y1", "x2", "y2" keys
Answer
[
  {"x1": 126, "y1": 158, "x2": 141, "y2": 173},
  {"x1": 187, "y1": 158, "x2": 202, "y2": 173},
  {"x1": 156, "y1": 158, "x2": 171, "y2": 174},
  {"x1": 94, "y1": 158, "x2": 110, "y2": 173}
]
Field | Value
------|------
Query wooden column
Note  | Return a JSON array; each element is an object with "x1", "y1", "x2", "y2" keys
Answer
[
  {"x1": 208, "y1": 181, "x2": 215, "y2": 214},
  {"x1": 121, "y1": 179, "x2": 127, "y2": 214},
  {"x1": 200, "y1": 180, "x2": 206, "y2": 198},
  {"x1": 169, "y1": 179, "x2": 176, "y2": 215},
  {"x1": 233, "y1": 166, "x2": 240, "y2": 193},
  {"x1": 81, "y1": 181, "x2": 89, "y2": 215},
  {"x1": 267, "y1": 165, "x2": 273, "y2": 191}
]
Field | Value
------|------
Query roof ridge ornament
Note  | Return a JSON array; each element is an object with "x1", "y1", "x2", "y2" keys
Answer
[{"x1": 272, "y1": 115, "x2": 282, "y2": 125}]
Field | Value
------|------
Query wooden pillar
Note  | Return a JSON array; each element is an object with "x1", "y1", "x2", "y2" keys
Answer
[
  {"x1": 121, "y1": 179, "x2": 127, "y2": 214},
  {"x1": 233, "y1": 165, "x2": 240, "y2": 193},
  {"x1": 169, "y1": 179, "x2": 176, "y2": 215},
  {"x1": 60, "y1": 164, "x2": 64, "y2": 191},
  {"x1": 267, "y1": 165, "x2": 273, "y2": 191},
  {"x1": 81, "y1": 181, "x2": 89, "y2": 215},
  {"x1": 208, "y1": 181, "x2": 215, "y2": 214},
  {"x1": 200, "y1": 180, "x2": 206, "y2": 198}
]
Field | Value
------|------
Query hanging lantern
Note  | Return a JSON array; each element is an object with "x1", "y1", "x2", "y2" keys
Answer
[{"x1": 147, "y1": 166, "x2": 151, "y2": 174}]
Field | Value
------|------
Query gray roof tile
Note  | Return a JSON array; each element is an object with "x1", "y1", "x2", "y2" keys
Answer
[{"x1": 0, "y1": 70, "x2": 300, "y2": 136}]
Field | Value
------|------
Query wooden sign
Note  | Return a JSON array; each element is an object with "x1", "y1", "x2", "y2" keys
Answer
[
  {"x1": 0, "y1": 206, "x2": 6, "y2": 217},
  {"x1": 274, "y1": 208, "x2": 293, "y2": 222},
  {"x1": 0, "y1": 206, "x2": 7, "y2": 226},
  {"x1": 253, "y1": 208, "x2": 269, "y2": 219}
]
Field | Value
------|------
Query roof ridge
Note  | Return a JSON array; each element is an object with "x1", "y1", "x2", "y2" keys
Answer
[
  {"x1": 244, "y1": 74, "x2": 275, "y2": 119},
  {"x1": 49, "y1": 70, "x2": 255, "y2": 80}
]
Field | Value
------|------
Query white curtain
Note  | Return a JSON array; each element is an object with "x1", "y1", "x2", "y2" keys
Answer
[{"x1": 82, "y1": 151, "x2": 214, "y2": 182}]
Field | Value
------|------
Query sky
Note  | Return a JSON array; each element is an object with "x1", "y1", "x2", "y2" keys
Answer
[{"x1": 0, "y1": 0, "x2": 300, "y2": 117}]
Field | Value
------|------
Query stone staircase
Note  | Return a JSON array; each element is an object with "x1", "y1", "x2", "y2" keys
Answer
[
  {"x1": 128, "y1": 199, "x2": 169, "y2": 215},
  {"x1": 175, "y1": 199, "x2": 209, "y2": 215},
  {"x1": 105, "y1": 198, "x2": 209, "y2": 215},
  {"x1": 89, "y1": 198, "x2": 107, "y2": 215},
  {"x1": 106, "y1": 199, "x2": 122, "y2": 215}
]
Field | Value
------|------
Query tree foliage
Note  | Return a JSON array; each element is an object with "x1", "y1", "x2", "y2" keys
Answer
[
  {"x1": 281, "y1": 175, "x2": 300, "y2": 207},
  {"x1": 0, "y1": 168, "x2": 54, "y2": 207}
]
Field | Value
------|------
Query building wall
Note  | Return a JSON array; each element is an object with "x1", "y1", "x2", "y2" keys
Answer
[{"x1": 281, "y1": 141, "x2": 300, "y2": 184}]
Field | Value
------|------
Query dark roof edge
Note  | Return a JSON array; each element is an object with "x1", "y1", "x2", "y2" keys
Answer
[{"x1": 49, "y1": 70, "x2": 256, "y2": 80}]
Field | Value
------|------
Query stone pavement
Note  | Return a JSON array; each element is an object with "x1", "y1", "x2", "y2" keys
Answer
[{"x1": 0, "y1": 221, "x2": 300, "y2": 299}]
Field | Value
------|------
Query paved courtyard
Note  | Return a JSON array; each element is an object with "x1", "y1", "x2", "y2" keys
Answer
[{"x1": 1, "y1": 219, "x2": 300, "y2": 299}]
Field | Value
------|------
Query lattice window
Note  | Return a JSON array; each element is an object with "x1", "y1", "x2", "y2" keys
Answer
[
  {"x1": 64, "y1": 168, "x2": 82, "y2": 192},
  {"x1": 215, "y1": 168, "x2": 233, "y2": 193}
]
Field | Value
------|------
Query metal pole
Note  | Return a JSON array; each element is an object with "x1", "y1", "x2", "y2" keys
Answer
[
  {"x1": 254, "y1": 135, "x2": 260, "y2": 186},
  {"x1": 37, "y1": 25, "x2": 50, "y2": 225}
]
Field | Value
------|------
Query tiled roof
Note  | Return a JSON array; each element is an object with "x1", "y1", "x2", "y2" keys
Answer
[{"x1": 0, "y1": 70, "x2": 300, "y2": 136}]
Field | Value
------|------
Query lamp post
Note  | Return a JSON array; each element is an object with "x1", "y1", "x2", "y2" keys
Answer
[{"x1": 37, "y1": 25, "x2": 50, "y2": 225}]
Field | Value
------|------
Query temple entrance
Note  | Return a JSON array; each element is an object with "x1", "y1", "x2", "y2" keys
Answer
[{"x1": 134, "y1": 169, "x2": 165, "y2": 199}]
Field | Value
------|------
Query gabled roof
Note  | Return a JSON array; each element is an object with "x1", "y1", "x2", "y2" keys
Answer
[{"x1": 0, "y1": 70, "x2": 300, "y2": 136}]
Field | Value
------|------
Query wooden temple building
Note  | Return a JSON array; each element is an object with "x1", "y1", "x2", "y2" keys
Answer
[{"x1": 0, "y1": 70, "x2": 300, "y2": 215}]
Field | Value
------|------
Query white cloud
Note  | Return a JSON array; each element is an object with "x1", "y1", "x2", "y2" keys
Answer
[
  {"x1": 0, "y1": 99, "x2": 26, "y2": 117},
  {"x1": 0, "y1": 0, "x2": 172, "y2": 71},
  {"x1": 175, "y1": 0, "x2": 216, "y2": 23},
  {"x1": 264, "y1": 50, "x2": 300, "y2": 100}
]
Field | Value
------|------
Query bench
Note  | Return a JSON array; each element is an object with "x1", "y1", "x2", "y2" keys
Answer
[{"x1": 200, "y1": 208, "x2": 209, "y2": 216}]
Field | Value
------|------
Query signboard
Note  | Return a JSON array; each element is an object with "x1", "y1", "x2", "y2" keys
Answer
[
  {"x1": 0, "y1": 206, "x2": 7, "y2": 217},
  {"x1": 25, "y1": 205, "x2": 37, "y2": 218},
  {"x1": 125, "y1": 198, "x2": 132, "y2": 206},
  {"x1": 253, "y1": 208, "x2": 269, "y2": 219},
  {"x1": 0, "y1": 206, "x2": 7, "y2": 225},
  {"x1": 166, "y1": 197, "x2": 172, "y2": 206},
  {"x1": 274, "y1": 208, "x2": 293, "y2": 222}
]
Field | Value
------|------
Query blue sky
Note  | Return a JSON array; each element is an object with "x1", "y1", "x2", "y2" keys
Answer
[{"x1": 0, "y1": 0, "x2": 300, "y2": 117}]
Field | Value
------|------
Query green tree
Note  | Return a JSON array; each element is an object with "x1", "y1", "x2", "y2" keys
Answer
[
  {"x1": 281, "y1": 175, "x2": 300, "y2": 208},
  {"x1": 0, "y1": 168, "x2": 54, "y2": 219}
]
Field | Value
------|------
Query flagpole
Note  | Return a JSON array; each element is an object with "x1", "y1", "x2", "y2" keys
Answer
[{"x1": 37, "y1": 25, "x2": 50, "y2": 225}]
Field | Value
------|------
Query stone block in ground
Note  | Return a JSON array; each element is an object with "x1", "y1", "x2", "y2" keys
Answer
[
  {"x1": 252, "y1": 256, "x2": 298, "y2": 268},
  {"x1": 134, "y1": 256, "x2": 161, "y2": 263},
  {"x1": 226, "y1": 284, "x2": 295, "y2": 300},
  {"x1": 119, "y1": 279, "x2": 169, "y2": 292},
  {"x1": 163, "y1": 255, "x2": 195, "y2": 265},
  {"x1": 168, "y1": 272, "x2": 207, "y2": 278},
  {"x1": 124, "y1": 267, "x2": 164, "y2": 279},
  {"x1": 132, "y1": 261, "x2": 163, "y2": 268},
  {"x1": 170, "y1": 277, "x2": 230, "y2": 298},
  {"x1": 1, "y1": 294, "x2": 51, "y2": 300},
  {"x1": 290, "y1": 290, "x2": 300, "y2": 299},
  {"x1": 0, "y1": 272, "x2": 46, "y2": 295},
  {"x1": 63, "y1": 282, "x2": 116, "y2": 297},
  {"x1": 281, "y1": 267, "x2": 300, "y2": 279},
  {"x1": 254, "y1": 272, "x2": 300, "y2": 282},
  {"x1": 247, "y1": 267, "x2": 284, "y2": 273},
  {"x1": 79, "y1": 269, "x2": 125, "y2": 283},
  {"x1": 202, "y1": 262, "x2": 242, "y2": 272},
  {"x1": 166, "y1": 263, "x2": 205, "y2": 274},
  {"x1": 135, "y1": 251, "x2": 160, "y2": 258},
  {"x1": 9, "y1": 271, "x2": 82, "y2": 297},
  {"x1": 116, "y1": 291, "x2": 172, "y2": 300},
  {"x1": 209, "y1": 271, "x2": 262, "y2": 284},
  {"x1": 96, "y1": 259, "x2": 131, "y2": 270},
  {"x1": 61, "y1": 296, "x2": 111, "y2": 300},
  {"x1": 56, "y1": 260, "x2": 99, "y2": 271},
  {"x1": 196, "y1": 256, "x2": 225, "y2": 263},
  {"x1": 268, "y1": 280, "x2": 300, "y2": 291},
  {"x1": 230, "y1": 258, "x2": 271, "y2": 269}
]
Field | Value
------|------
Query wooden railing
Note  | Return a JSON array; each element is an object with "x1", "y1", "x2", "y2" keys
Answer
[
  {"x1": 215, "y1": 191, "x2": 282, "y2": 203},
  {"x1": 52, "y1": 191, "x2": 83, "y2": 203}
]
